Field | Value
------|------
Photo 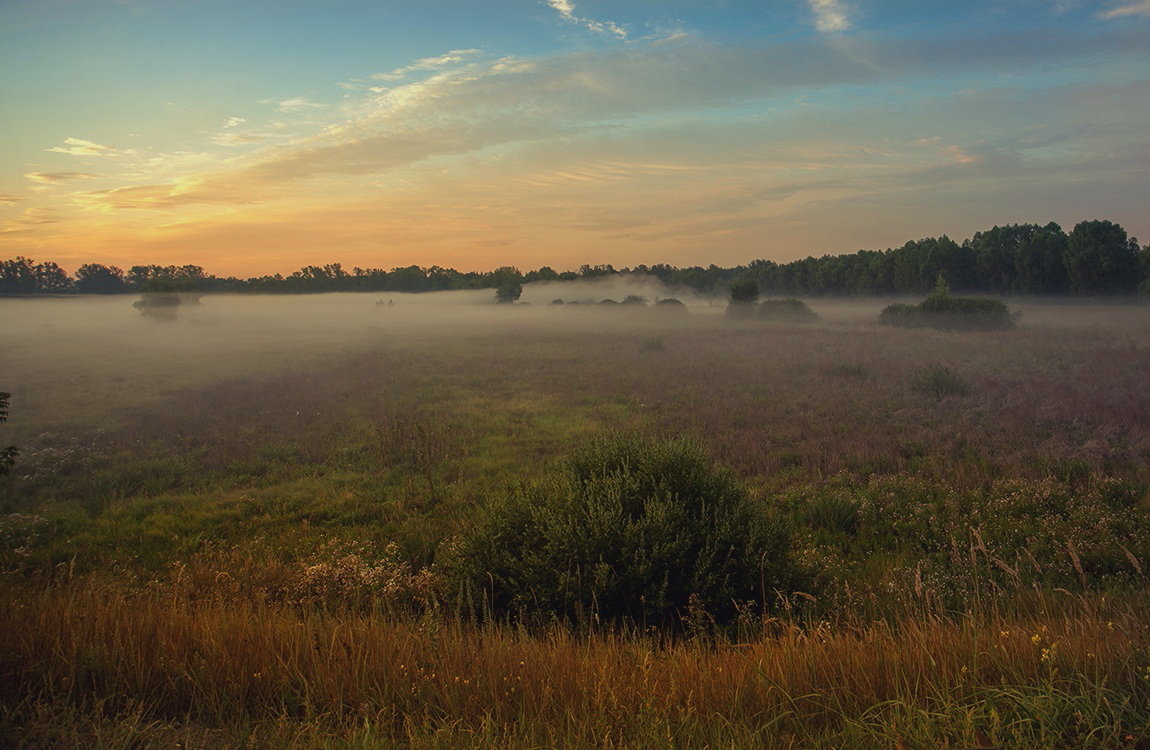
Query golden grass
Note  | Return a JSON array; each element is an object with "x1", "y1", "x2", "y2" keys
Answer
[{"x1": 3, "y1": 581, "x2": 1148, "y2": 748}]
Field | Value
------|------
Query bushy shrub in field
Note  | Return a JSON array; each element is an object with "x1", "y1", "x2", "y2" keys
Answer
[
  {"x1": 917, "y1": 293, "x2": 1014, "y2": 330},
  {"x1": 912, "y1": 364, "x2": 970, "y2": 400},
  {"x1": 877, "y1": 303, "x2": 921, "y2": 327},
  {"x1": 439, "y1": 433, "x2": 800, "y2": 627},
  {"x1": 757, "y1": 298, "x2": 818, "y2": 322},
  {"x1": 655, "y1": 298, "x2": 688, "y2": 313},
  {"x1": 880, "y1": 293, "x2": 1013, "y2": 331}
]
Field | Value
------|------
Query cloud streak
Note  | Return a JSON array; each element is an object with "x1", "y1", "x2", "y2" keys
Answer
[
  {"x1": 546, "y1": 0, "x2": 627, "y2": 38},
  {"x1": 46, "y1": 137, "x2": 120, "y2": 156},
  {"x1": 25, "y1": 171, "x2": 101, "y2": 184},
  {"x1": 371, "y1": 49, "x2": 483, "y2": 81},
  {"x1": 1098, "y1": 0, "x2": 1150, "y2": 17}
]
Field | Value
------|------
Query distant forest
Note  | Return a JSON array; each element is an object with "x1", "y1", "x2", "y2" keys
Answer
[{"x1": 3, "y1": 219, "x2": 1147, "y2": 298}]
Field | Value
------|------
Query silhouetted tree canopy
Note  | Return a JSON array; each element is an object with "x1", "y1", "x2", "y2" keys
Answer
[
  {"x1": 74, "y1": 263, "x2": 128, "y2": 294},
  {"x1": 2, "y1": 218, "x2": 1145, "y2": 298}
]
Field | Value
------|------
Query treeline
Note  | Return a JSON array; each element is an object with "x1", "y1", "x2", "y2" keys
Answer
[{"x1": 2, "y1": 219, "x2": 1147, "y2": 298}]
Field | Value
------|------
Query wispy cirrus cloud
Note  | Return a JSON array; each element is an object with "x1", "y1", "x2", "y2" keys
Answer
[
  {"x1": 275, "y1": 97, "x2": 328, "y2": 113},
  {"x1": 25, "y1": 171, "x2": 101, "y2": 184},
  {"x1": 1098, "y1": 0, "x2": 1150, "y2": 18},
  {"x1": 210, "y1": 132, "x2": 276, "y2": 146},
  {"x1": 545, "y1": 0, "x2": 627, "y2": 39},
  {"x1": 46, "y1": 137, "x2": 120, "y2": 156},
  {"x1": 371, "y1": 49, "x2": 483, "y2": 82},
  {"x1": 807, "y1": 0, "x2": 851, "y2": 32},
  {"x1": 0, "y1": 195, "x2": 22, "y2": 206}
]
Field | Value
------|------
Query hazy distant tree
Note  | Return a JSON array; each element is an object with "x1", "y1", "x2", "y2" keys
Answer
[
  {"x1": 492, "y1": 266, "x2": 523, "y2": 303},
  {"x1": 127, "y1": 263, "x2": 208, "y2": 291},
  {"x1": 725, "y1": 276, "x2": 759, "y2": 319},
  {"x1": 525, "y1": 266, "x2": 560, "y2": 283},
  {"x1": 969, "y1": 227, "x2": 1019, "y2": 293},
  {"x1": 127, "y1": 265, "x2": 163, "y2": 289},
  {"x1": 0, "y1": 257, "x2": 39, "y2": 295},
  {"x1": 728, "y1": 277, "x2": 759, "y2": 304},
  {"x1": 34, "y1": 261, "x2": 73, "y2": 293},
  {"x1": 1140, "y1": 244, "x2": 1150, "y2": 294},
  {"x1": 578, "y1": 264, "x2": 617, "y2": 279},
  {"x1": 74, "y1": 263, "x2": 128, "y2": 294},
  {"x1": 1065, "y1": 220, "x2": 1140, "y2": 295},
  {"x1": 0, "y1": 392, "x2": 16, "y2": 476},
  {"x1": 134, "y1": 278, "x2": 182, "y2": 320},
  {"x1": 968, "y1": 223, "x2": 1068, "y2": 294},
  {"x1": 1014, "y1": 222, "x2": 1069, "y2": 294}
]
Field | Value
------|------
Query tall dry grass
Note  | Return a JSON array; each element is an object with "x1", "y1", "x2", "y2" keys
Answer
[{"x1": 3, "y1": 580, "x2": 1148, "y2": 748}]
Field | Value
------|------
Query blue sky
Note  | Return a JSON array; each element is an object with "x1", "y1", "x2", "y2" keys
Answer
[{"x1": 1, "y1": 0, "x2": 1147, "y2": 275}]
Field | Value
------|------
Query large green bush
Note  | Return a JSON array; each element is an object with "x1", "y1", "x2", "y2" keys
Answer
[
  {"x1": 880, "y1": 293, "x2": 1013, "y2": 331},
  {"x1": 439, "y1": 433, "x2": 799, "y2": 627}
]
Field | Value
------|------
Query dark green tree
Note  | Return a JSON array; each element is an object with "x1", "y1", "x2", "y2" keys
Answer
[
  {"x1": 492, "y1": 266, "x2": 523, "y2": 303},
  {"x1": 1065, "y1": 220, "x2": 1140, "y2": 295},
  {"x1": 728, "y1": 277, "x2": 759, "y2": 304}
]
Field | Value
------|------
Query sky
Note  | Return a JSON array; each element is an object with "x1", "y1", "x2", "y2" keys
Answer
[{"x1": 1, "y1": 0, "x2": 1148, "y2": 277}]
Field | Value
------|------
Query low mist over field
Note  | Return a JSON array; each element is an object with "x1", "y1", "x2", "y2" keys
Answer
[{"x1": 5, "y1": 287, "x2": 1150, "y2": 746}]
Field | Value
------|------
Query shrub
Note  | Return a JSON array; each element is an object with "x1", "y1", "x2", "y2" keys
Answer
[
  {"x1": 878, "y1": 303, "x2": 921, "y2": 327},
  {"x1": 724, "y1": 301, "x2": 756, "y2": 319},
  {"x1": 879, "y1": 293, "x2": 1013, "y2": 331},
  {"x1": 757, "y1": 298, "x2": 818, "y2": 322},
  {"x1": 912, "y1": 364, "x2": 970, "y2": 401},
  {"x1": 439, "y1": 433, "x2": 800, "y2": 627},
  {"x1": 917, "y1": 293, "x2": 1013, "y2": 330},
  {"x1": 655, "y1": 298, "x2": 688, "y2": 313}
]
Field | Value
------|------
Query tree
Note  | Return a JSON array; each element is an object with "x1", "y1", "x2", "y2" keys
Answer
[
  {"x1": 0, "y1": 392, "x2": 16, "y2": 476},
  {"x1": 492, "y1": 266, "x2": 523, "y2": 303},
  {"x1": 0, "y1": 257, "x2": 39, "y2": 295},
  {"x1": 34, "y1": 261, "x2": 73, "y2": 293},
  {"x1": 728, "y1": 277, "x2": 759, "y2": 304},
  {"x1": 1013, "y1": 222, "x2": 1069, "y2": 294},
  {"x1": 74, "y1": 263, "x2": 128, "y2": 294},
  {"x1": 1065, "y1": 220, "x2": 1140, "y2": 295},
  {"x1": 524, "y1": 266, "x2": 560, "y2": 283}
]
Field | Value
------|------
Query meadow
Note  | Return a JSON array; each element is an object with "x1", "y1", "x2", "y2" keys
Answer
[{"x1": 1, "y1": 289, "x2": 1149, "y2": 748}]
